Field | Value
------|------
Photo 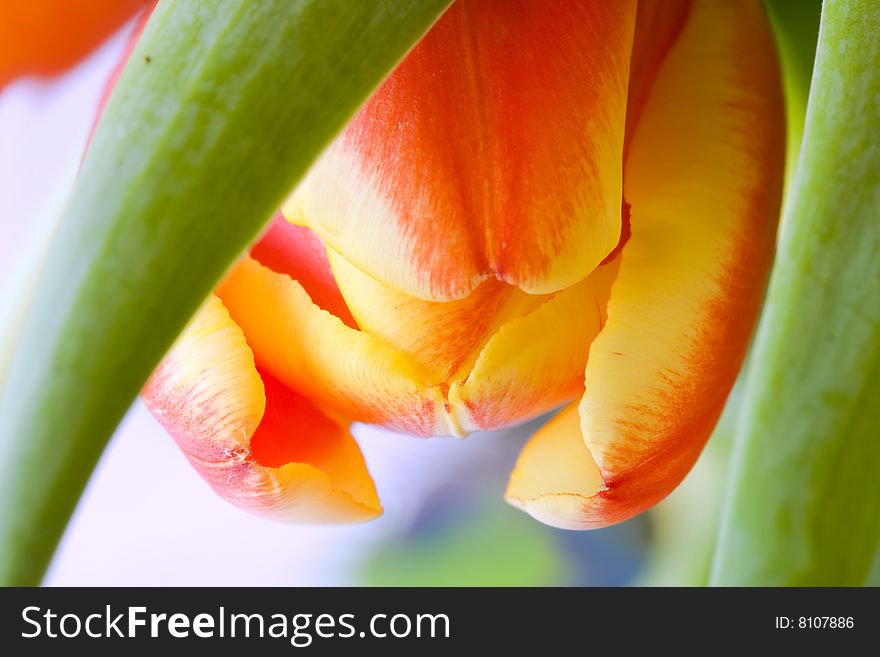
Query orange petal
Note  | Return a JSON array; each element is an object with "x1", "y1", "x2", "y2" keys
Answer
[
  {"x1": 251, "y1": 215, "x2": 357, "y2": 328},
  {"x1": 507, "y1": 0, "x2": 784, "y2": 529},
  {"x1": 285, "y1": 0, "x2": 636, "y2": 300},
  {"x1": 326, "y1": 246, "x2": 547, "y2": 380},
  {"x1": 219, "y1": 251, "x2": 615, "y2": 437},
  {"x1": 624, "y1": 0, "x2": 691, "y2": 154},
  {"x1": 216, "y1": 258, "x2": 454, "y2": 436},
  {"x1": 505, "y1": 402, "x2": 606, "y2": 530},
  {"x1": 0, "y1": 0, "x2": 149, "y2": 88},
  {"x1": 449, "y1": 260, "x2": 618, "y2": 433},
  {"x1": 142, "y1": 296, "x2": 381, "y2": 522}
]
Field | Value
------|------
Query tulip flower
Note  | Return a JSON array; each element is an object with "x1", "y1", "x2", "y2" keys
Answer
[
  {"x1": 0, "y1": 0, "x2": 148, "y2": 88},
  {"x1": 137, "y1": 0, "x2": 785, "y2": 528}
]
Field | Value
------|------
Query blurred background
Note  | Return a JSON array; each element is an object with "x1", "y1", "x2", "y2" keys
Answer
[{"x1": 1, "y1": 3, "x2": 841, "y2": 587}]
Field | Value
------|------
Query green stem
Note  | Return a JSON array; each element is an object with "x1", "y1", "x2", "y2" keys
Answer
[
  {"x1": 711, "y1": 0, "x2": 880, "y2": 586},
  {"x1": 0, "y1": 0, "x2": 450, "y2": 586}
]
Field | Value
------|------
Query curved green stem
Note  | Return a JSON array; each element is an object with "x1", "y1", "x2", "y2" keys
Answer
[
  {"x1": 712, "y1": 0, "x2": 880, "y2": 586},
  {"x1": 0, "y1": 0, "x2": 450, "y2": 586}
]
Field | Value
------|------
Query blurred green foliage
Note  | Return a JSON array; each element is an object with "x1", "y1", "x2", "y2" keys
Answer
[{"x1": 361, "y1": 500, "x2": 572, "y2": 587}]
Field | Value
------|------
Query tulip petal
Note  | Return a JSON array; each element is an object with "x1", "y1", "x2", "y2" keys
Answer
[
  {"x1": 285, "y1": 0, "x2": 635, "y2": 300},
  {"x1": 251, "y1": 215, "x2": 357, "y2": 328},
  {"x1": 0, "y1": 0, "x2": 148, "y2": 88},
  {"x1": 217, "y1": 258, "x2": 455, "y2": 436},
  {"x1": 247, "y1": 370, "x2": 382, "y2": 523},
  {"x1": 142, "y1": 296, "x2": 381, "y2": 522},
  {"x1": 507, "y1": 0, "x2": 784, "y2": 528},
  {"x1": 326, "y1": 246, "x2": 547, "y2": 380},
  {"x1": 624, "y1": 0, "x2": 690, "y2": 150},
  {"x1": 448, "y1": 261, "x2": 618, "y2": 433},
  {"x1": 505, "y1": 402, "x2": 606, "y2": 530}
]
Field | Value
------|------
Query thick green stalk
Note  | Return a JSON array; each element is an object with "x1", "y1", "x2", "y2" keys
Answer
[
  {"x1": 0, "y1": 0, "x2": 450, "y2": 586},
  {"x1": 711, "y1": 0, "x2": 880, "y2": 586}
]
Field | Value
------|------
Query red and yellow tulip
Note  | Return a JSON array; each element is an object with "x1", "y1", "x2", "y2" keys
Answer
[{"x1": 140, "y1": 0, "x2": 784, "y2": 528}]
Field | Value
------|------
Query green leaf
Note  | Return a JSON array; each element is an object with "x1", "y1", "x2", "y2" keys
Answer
[
  {"x1": 0, "y1": 0, "x2": 450, "y2": 586},
  {"x1": 764, "y1": 0, "x2": 822, "y2": 190},
  {"x1": 711, "y1": 0, "x2": 880, "y2": 586}
]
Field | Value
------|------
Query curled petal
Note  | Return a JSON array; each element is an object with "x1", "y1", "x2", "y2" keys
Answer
[
  {"x1": 251, "y1": 215, "x2": 357, "y2": 328},
  {"x1": 326, "y1": 246, "x2": 547, "y2": 379},
  {"x1": 285, "y1": 0, "x2": 636, "y2": 300},
  {"x1": 216, "y1": 258, "x2": 454, "y2": 436},
  {"x1": 449, "y1": 260, "x2": 618, "y2": 433},
  {"x1": 143, "y1": 296, "x2": 381, "y2": 522},
  {"x1": 507, "y1": 0, "x2": 784, "y2": 528},
  {"x1": 505, "y1": 402, "x2": 606, "y2": 530},
  {"x1": 219, "y1": 247, "x2": 613, "y2": 437},
  {"x1": 247, "y1": 370, "x2": 381, "y2": 523}
]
